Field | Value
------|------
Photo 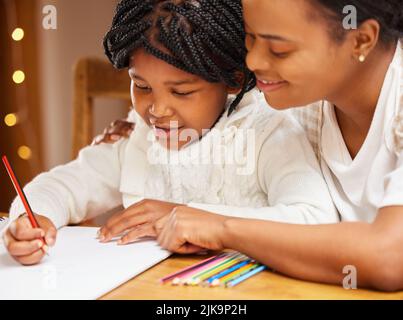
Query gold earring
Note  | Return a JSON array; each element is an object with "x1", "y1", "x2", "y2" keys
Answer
[{"x1": 358, "y1": 54, "x2": 366, "y2": 63}]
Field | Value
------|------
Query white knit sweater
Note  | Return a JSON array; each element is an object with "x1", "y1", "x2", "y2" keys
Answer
[{"x1": 9, "y1": 90, "x2": 338, "y2": 229}]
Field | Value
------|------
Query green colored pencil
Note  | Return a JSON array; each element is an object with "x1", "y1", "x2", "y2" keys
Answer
[{"x1": 184, "y1": 253, "x2": 246, "y2": 286}]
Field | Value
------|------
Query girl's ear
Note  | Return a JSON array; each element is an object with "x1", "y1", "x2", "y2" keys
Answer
[{"x1": 227, "y1": 72, "x2": 245, "y2": 94}]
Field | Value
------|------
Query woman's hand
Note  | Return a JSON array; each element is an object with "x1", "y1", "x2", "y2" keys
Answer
[
  {"x1": 3, "y1": 214, "x2": 57, "y2": 266},
  {"x1": 98, "y1": 199, "x2": 182, "y2": 244},
  {"x1": 92, "y1": 119, "x2": 135, "y2": 145},
  {"x1": 155, "y1": 206, "x2": 229, "y2": 254}
]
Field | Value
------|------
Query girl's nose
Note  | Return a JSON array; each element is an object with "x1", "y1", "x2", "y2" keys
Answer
[{"x1": 148, "y1": 103, "x2": 174, "y2": 118}]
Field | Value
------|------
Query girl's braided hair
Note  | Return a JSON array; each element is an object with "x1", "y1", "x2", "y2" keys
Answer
[{"x1": 103, "y1": 0, "x2": 256, "y2": 115}]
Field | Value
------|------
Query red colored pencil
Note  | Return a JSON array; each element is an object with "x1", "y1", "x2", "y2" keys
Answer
[{"x1": 2, "y1": 155, "x2": 48, "y2": 253}]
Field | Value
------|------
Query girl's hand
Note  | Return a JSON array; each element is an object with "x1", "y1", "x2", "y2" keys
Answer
[
  {"x1": 155, "y1": 206, "x2": 229, "y2": 254},
  {"x1": 98, "y1": 199, "x2": 182, "y2": 244},
  {"x1": 92, "y1": 119, "x2": 135, "y2": 145},
  {"x1": 3, "y1": 214, "x2": 57, "y2": 266}
]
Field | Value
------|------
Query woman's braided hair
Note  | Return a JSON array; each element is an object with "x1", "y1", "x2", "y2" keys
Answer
[{"x1": 103, "y1": 0, "x2": 256, "y2": 115}]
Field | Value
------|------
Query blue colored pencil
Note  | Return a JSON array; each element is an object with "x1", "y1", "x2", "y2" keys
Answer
[
  {"x1": 225, "y1": 265, "x2": 267, "y2": 287},
  {"x1": 204, "y1": 260, "x2": 251, "y2": 286}
]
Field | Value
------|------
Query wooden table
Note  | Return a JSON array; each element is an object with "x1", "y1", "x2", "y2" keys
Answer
[{"x1": 2, "y1": 212, "x2": 403, "y2": 300}]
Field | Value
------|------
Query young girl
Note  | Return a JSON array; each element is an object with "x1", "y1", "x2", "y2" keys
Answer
[
  {"x1": 3, "y1": 0, "x2": 337, "y2": 266},
  {"x1": 151, "y1": 0, "x2": 403, "y2": 291}
]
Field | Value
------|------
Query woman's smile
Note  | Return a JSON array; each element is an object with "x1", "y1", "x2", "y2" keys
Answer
[{"x1": 256, "y1": 78, "x2": 289, "y2": 93}]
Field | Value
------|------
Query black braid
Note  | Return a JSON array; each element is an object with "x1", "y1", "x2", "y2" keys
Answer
[{"x1": 103, "y1": 0, "x2": 256, "y2": 115}]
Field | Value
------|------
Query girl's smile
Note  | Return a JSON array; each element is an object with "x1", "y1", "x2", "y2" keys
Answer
[{"x1": 152, "y1": 125, "x2": 185, "y2": 140}]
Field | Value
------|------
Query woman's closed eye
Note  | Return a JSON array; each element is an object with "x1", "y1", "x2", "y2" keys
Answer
[
  {"x1": 134, "y1": 83, "x2": 151, "y2": 91},
  {"x1": 270, "y1": 50, "x2": 291, "y2": 58}
]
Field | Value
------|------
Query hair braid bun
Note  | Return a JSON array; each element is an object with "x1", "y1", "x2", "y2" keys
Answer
[{"x1": 104, "y1": 0, "x2": 256, "y2": 114}]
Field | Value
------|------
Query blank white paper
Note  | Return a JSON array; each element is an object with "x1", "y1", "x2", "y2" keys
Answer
[{"x1": 0, "y1": 227, "x2": 171, "y2": 299}]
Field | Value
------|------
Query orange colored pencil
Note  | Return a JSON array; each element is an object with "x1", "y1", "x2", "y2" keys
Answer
[{"x1": 2, "y1": 155, "x2": 48, "y2": 254}]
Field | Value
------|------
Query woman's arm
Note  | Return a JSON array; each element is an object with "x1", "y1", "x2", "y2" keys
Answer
[
  {"x1": 222, "y1": 206, "x2": 403, "y2": 291},
  {"x1": 92, "y1": 116, "x2": 135, "y2": 146},
  {"x1": 156, "y1": 205, "x2": 403, "y2": 291}
]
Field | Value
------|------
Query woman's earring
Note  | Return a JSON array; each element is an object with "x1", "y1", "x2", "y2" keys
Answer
[{"x1": 358, "y1": 54, "x2": 366, "y2": 63}]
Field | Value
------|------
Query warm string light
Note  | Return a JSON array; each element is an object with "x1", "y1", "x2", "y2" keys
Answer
[
  {"x1": 7, "y1": 26, "x2": 31, "y2": 160},
  {"x1": 12, "y1": 70, "x2": 25, "y2": 84},
  {"x1": 4, "y1": 113, "x2": 18, "y2": 127},
  {"x1": 11, "y1": 27, "x2": 24, "y2": 41},
  {"x1": 18, "y1": 146, "x2": 32, "y2": 160}
]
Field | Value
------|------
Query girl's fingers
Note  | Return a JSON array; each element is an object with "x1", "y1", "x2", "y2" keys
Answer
[
  {"x1": 175, "y1": 244, "x2": 206, "y2": 255},
  {"x1": 99, "y1": 212, "x2": 125, "y2": 236},
  {"x1": 118, "y1": 224, "x2": 156, "y2": 245},
  {"x1": 101, "y1": 202, "x2": 142, "y2": 231},
  {"x1": 17, "y1": 248, "x2": 45, "y2": 266},
  {"x1": 102, "y1": 214, "x2": 150, "y2": 242},
  {"x1": 100, "y1": 207, "x2": 149, "y2": 241},
  {"x1": 45, "y1": 227, "x2": 57, "y2": 247},
  {"x1": 7, "y1": 235, "x2": 45, "y2": 257},
  {"x1": 100, "y1": 199, "x2": 150, "y2": 235},
  {"x1": 9, "y1": 220, "x2": 44, "y2": 241},
  {"x1": 2, "y1": 230, "x2": 14, "y2": 249}
]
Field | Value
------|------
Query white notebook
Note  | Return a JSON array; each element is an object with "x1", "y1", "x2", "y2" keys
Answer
[{"x1": 0, "y1": 226, "x2": 171, "y2": 299}]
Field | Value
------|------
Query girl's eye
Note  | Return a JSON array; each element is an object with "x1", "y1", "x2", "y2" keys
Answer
[{"x1": 173, "y1": 90, "x2": 194, "y2": 96}]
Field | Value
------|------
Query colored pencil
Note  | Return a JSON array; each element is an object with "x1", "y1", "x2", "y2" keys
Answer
[
  {"x1": 182, "y1": 253, "x2": 243, "y2": 286},
  {"x1": 180, "y1": 253, "x2": 242, "y2": 283},
  {"x1": 226, "y1": 265, "x2": 267, "y2": 287},
  {"x1": 186, "y1": 254, "x2": 248, "y2": 286},
  {"x1": 204, "y1": 259, "x2": 252, "y2": 286},
  {"x1": 2, "y1": 155, "x2": 48, "y2": 254},
  {"x1": 218, "y1": 263, "x2": 260, "y2": 287},
  {"x1": 171, "y1": 252, "x2": 238, "y2": 286},
  {"x1": 159, "y1": 252, "x2": 227, "y2": 284}
]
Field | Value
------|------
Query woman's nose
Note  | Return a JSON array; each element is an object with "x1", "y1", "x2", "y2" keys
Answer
[{"x1": 246, "y1": 43, "x2": 271, "y2": 74}]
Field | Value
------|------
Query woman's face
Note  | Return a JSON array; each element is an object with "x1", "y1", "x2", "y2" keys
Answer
[
  {"x1": 129, "y1": 48, "x2": 229, "y2": 150},
  {"x1": 242, "y1": 0, "x2": 357, "y2": 109}
]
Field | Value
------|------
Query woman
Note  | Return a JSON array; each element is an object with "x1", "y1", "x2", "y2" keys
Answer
[
  {"x1": 147, "y1": 0, "x2": 403, "y2": 292},
  {"x1": 95, "y1": 0, "x2": 403, "y2": 291}
]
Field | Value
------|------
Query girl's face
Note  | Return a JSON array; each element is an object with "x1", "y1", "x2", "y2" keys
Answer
[
  {"x1": 242, "y1": 0, "x2": 357, "y2": 109},
  {"x1": 129, "y1": 49, "x2": 230, "y2": 150}
]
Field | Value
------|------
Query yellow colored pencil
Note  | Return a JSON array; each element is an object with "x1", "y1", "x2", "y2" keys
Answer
[
  {"x1": 213, "y1": 263, "x2": 260, "y2": 287},
  {"x1": 186, "y1": 254, "x2": 247, "y2": 286},
  {"x1": 179, "y1": 252, "x2": 240, "y2": 285}
]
